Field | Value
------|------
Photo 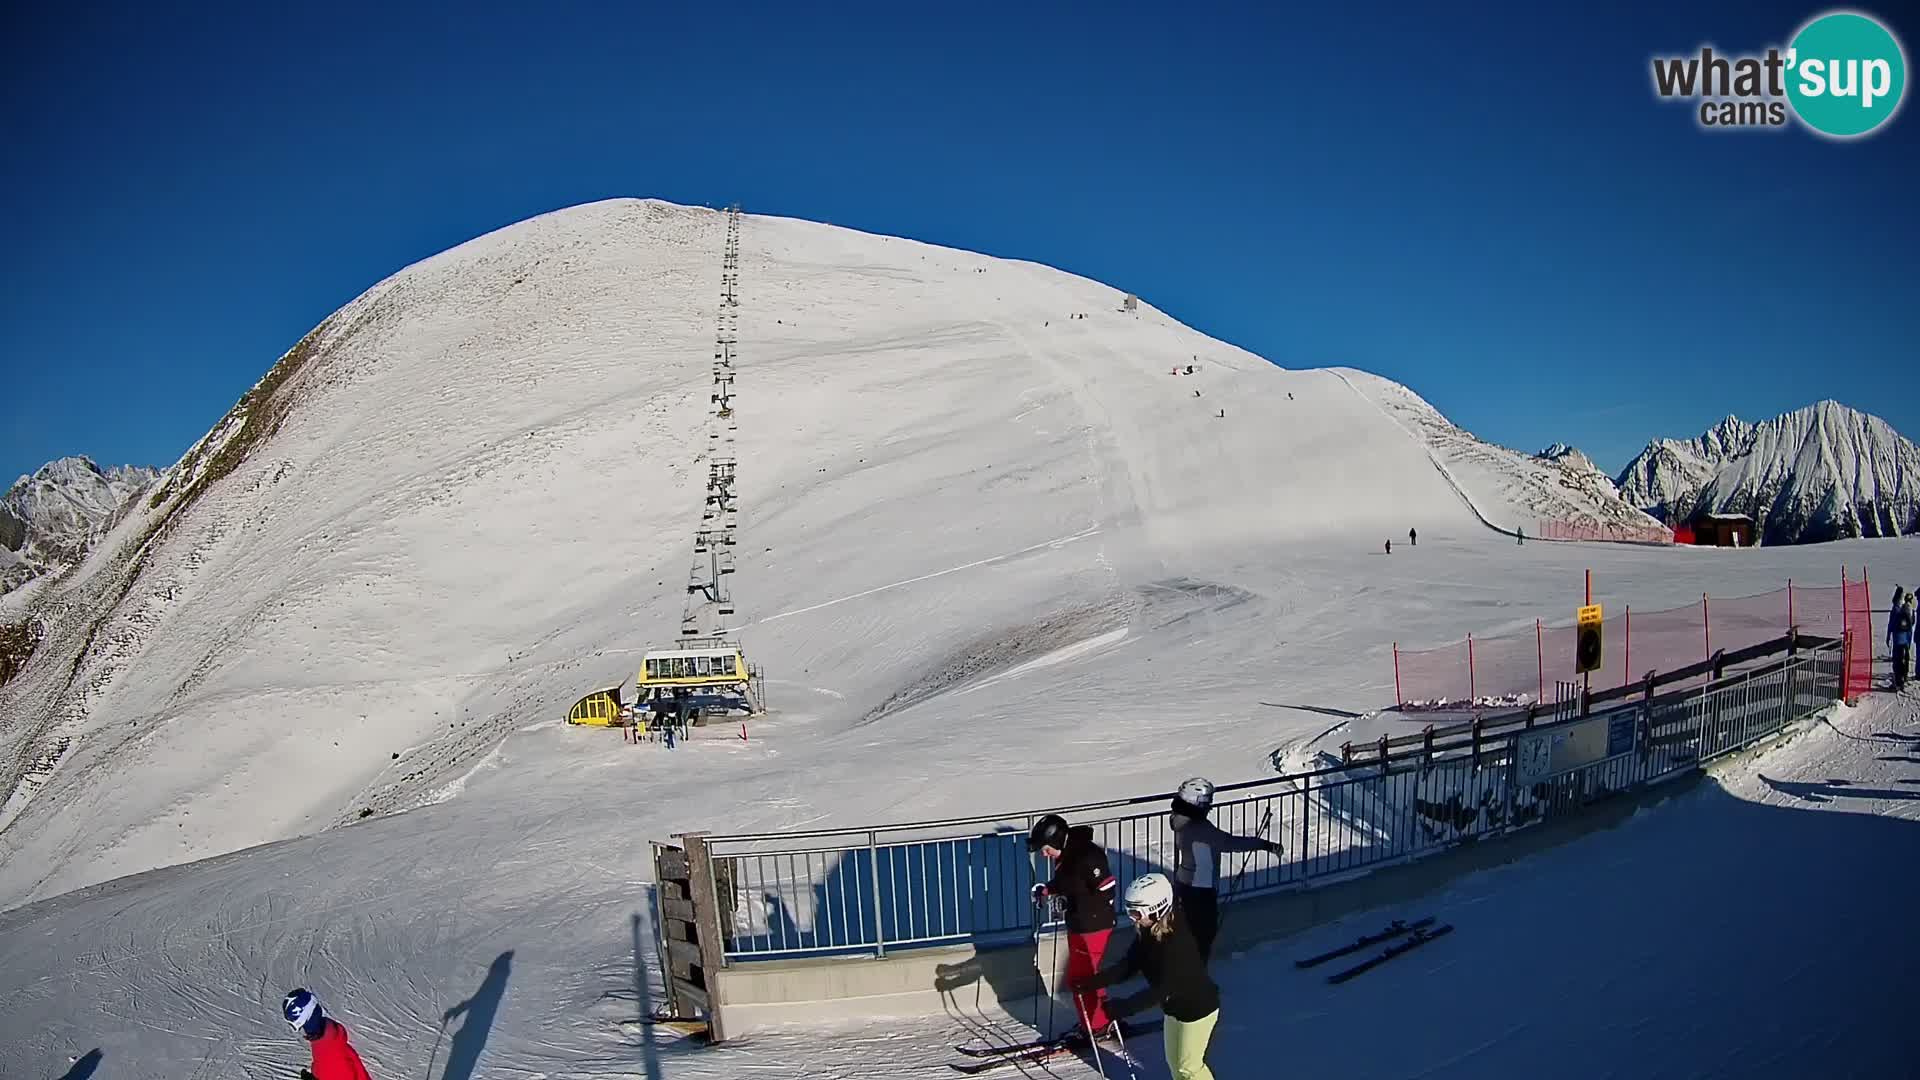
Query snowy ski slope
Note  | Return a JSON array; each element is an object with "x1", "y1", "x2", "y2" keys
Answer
[
  {"x1": 2, "y1": 199, "x2": 1918, "y2": 1077},
  {"x1": 0, "y1": 198, "x2": 1658, "y2": 909}
]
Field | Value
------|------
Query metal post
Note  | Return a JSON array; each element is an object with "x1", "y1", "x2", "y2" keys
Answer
[
  {"x1": 1536, "y1": 619, "x2": 1544, "y2": 704},
  {"x1": 868, "y1": 830, "x2": 885, "y2": 958},
  {"x1": 1702, "y1": 593, "x2": 1712, "y2": 667},
  {"x1": 681, "y1": 832, "x2": 730, "y2": 1043},
  {"x1": 1467, "y1": 634, "x2": 1476, "y2": 702},
  {"x1": 1393, "y1": 643, "x2": 1402, "y2": 706},
  {"x1": 1623, "y1": 606, "x2": 1631, "y2": 689}
]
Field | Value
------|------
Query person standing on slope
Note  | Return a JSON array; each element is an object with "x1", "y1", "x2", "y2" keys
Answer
[
  {"x1": 1408, "y1": 527, "x2": 1417, "y2": 547},
  {"x1": 283, "y1": 989, "x2": 374, "y2": 1080},
  {"x1": 1890, "y1": 587, "x2": 1913, "y2": 691},
  {"x1": 1170, "y1": 777, "x2": 1281, "y2": 961},
  {"x1": 1029, "y1": 813, "x2": 1119, "y2": 1037},
  {"x1": 1073, "y1": 873, "x2": 1222, "y2": 1080}
]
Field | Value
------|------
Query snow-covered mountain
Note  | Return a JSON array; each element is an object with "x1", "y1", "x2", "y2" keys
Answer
[
  {"x1": 0, "y1": 199, "x2": 1687, "y2": 909},
  {"x1": 0, "y1": 456, "x2": 160, "y2": 595},
  {"x1": 1538, "y1": 442, "x2": 1600, "y2": 474},
  {"x1": 1616, "y1": 403, "x2": 1920, "y2": 544}
]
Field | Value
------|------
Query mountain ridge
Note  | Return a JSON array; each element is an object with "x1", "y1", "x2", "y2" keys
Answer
[{"x1": 1616, "y1": 400, "x2": 1919, "y2": 544}]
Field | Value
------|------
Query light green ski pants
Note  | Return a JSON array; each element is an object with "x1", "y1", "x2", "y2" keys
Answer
[{"x1": 1163, "y1": 1008, "x2": 1219, "y2": 1080}]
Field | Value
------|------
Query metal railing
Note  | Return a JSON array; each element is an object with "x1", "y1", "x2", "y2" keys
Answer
[{"x1": 690, "y1": 641, "x2": 1842, "y2": 963}]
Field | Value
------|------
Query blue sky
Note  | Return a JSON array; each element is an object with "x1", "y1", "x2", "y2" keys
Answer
[{"x1": 2, "y1": 1, "x2": 1914, "y2": 484}]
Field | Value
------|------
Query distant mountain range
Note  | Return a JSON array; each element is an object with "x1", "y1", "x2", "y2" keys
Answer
[
  {"x1": 1614, "y1": 401, "x2": 1919, "y2": 545},
  {"x1": 1, "y1": 457, "x2": 160, "y2": 595}
]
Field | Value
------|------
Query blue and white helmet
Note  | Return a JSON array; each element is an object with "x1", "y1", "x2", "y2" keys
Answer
[{"x1": 283, "y1": 988, "x2": 323, "y2": 1035}]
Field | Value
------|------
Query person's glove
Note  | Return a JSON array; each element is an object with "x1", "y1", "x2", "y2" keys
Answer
[
  {"x1": 1263, "y1": 839, "x2": 1284, "y2": 855},
  {"x1": 300, "y1": 1070, "x2": 317, "y2": 1080}
]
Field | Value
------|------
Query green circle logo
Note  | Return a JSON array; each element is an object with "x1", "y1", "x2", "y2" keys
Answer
[{"x1": 1786, "y1": 11, "x2": 1907, "y2": 137}]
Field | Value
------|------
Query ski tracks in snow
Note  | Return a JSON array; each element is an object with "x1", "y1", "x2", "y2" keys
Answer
[{"x1": 754, "y1": 525, "x2": 1102, "y2": 625}]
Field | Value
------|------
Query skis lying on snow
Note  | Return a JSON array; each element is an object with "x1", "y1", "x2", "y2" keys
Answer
[
  {"x1": 1325, "y1": 923, "x2": 1454, "y2": 984},
  {"x1": 1294, "y1": 916, "x2": 1435, "y2": 969},
  {"x1": 949, "y1": 1019, "x2": 1160, "y2": 1073}
]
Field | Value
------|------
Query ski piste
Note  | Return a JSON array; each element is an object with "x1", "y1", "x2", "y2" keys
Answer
[
  {"x1": 1326, "y1": 922, "x2": 1454, "y2": 984},
  {"x1": 949, "y1": 1019, "x2": 1160, "y2": 1072},
  {"x1": 1294, "y1": 916, "x2": 1435, "y2": 969}
]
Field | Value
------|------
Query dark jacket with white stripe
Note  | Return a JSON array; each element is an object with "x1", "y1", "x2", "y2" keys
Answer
[{"x1": 1047, "y1": 825, "x2": 1117, "y2": 934}]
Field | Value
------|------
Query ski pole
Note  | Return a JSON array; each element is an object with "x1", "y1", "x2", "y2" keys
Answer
[
  {"x1": 425, "y1": 1015, "x2": 448, "y2": 1080},
  {"x1": 1108, "y1": 1014, "x2": 1140, "y2": 1080},
  {"x1": 1213, "y1": 806, "x2": 1275, "y2": 945},
  {"x1": 1072, "y1": 992, "x2": 1109, "y2": 1080},
  {"x1": 1044, "y1": 903, "x2": 1060, "y2": 1039},
  {"x1": 1030, "y1": 906, "x2": 1043, "y2": 1037}
]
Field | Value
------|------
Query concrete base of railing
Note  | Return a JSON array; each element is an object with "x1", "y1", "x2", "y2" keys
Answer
[
  {"x1": 710, "y1": 716, "x2": 1812, "y2": 1039},
  {"x1": 713, "y1": 935, "x2": 1058, "y2": 1035}
]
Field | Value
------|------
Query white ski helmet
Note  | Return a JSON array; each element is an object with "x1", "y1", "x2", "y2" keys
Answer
[
  {"x1": 1177, "y1": 776, "x2": 1215, "y2": 810},
  {"x1": 1123, "y1": 873, "x2": 1175, "y2": 921}
]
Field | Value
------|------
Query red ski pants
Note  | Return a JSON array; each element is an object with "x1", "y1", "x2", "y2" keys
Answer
[{"x1": 1066, "y1": 929, "x2": 1112, "y2": 1031}]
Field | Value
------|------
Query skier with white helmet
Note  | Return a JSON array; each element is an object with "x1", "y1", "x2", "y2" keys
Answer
[
  {"x1": 1072, "y1": 873, "x2": 1223, "y2": 1080},
  {"x1": 1170, "y1": 776, "x2": 1281, "y2": 961},
  {"x1": 282, "y1": 988, "x2": 374, "y2": 1080}
]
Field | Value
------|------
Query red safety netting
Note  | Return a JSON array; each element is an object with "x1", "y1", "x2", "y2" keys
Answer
[
  {"x1": 1394, "y1": 570, "x2": 1866, "y2": 708},
  {"x1": 1791, "y1": 582, "x2": 1846, "y2": 640},
  {"x1": 1395, "y1": 638, "x2": 1472, "y2": 706},
  {"x1": 1842, "y1": 569, "x2": 1871, "y2": 700},
  {"x1": 1536, "y1": 520, "x2": 1675, "y2": 545}
]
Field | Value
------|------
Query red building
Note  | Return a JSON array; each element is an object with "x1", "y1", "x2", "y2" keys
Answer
[{"x1": 1679, "y1": 512, "x2": 1755, "y2": 547}]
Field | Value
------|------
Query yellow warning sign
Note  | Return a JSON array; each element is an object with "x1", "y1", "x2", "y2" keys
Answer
[{"x1": 1576, "y1": 604, "x2": 1604, "y2": 674}]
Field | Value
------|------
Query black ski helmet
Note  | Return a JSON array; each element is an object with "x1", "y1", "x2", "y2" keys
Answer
[{"x1": 1028, "y1": 813, "x2": 1069, "y2": 852}]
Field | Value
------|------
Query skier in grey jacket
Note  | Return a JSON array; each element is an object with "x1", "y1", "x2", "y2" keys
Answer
[{"x1": 1170, "y1": 776, "x2": 1282, "y2": 961}]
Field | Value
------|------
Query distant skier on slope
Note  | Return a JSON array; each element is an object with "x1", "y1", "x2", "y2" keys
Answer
[
  {"x1": 1029, "y1": 813, "x2": 1119, "y2": 1036},
  {"x1": 1409, "y1": 527, "x2": 1417, "y2": 547},
  {"x1": 283, "y1": 989, "x2": 374, "y2": 1080},
  {"x1": 1169, "y1": 777, "x2": 1282, "y2": 961},
  {"x1": 1073, "y1": 874, "x2": 1222, "y2": 1080}
]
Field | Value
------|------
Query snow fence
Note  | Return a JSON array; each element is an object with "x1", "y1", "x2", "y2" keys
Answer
[{"x1": 1393, "y1": 571, "x2": 1872, "y2": 710}]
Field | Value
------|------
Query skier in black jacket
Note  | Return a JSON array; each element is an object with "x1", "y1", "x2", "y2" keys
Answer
[
  {"x1": 1029, "y1": 814, "x2": 1118, "y2": 1034},
  {"x1": 1074, "y1": 873, "x2": 1222, "y2": 1080}
]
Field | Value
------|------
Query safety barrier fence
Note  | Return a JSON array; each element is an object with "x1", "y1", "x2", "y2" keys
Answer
[
  {"x1": 661, "y1": 642, "x2": 1841, "y2": 970},
  {"x1": 1536, "y1": 519, "x2": 1674, "y2": 545},
  {"x1": 1393, "y1": 569, "x2": 1871, "y2": 709}
]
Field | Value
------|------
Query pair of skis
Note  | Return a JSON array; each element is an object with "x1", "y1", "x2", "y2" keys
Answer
[
  {"x1": 1295, "y1": 915, "x2": 1453, "y2": 983},
  {"x1": 948, "y1": 1018, "x2": 1159, "y2": 1074}
]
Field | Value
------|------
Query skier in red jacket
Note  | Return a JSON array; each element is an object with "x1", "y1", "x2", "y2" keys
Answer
[{"x1": 284, "y1": 988, "x2": 374, "y2": 1080}]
